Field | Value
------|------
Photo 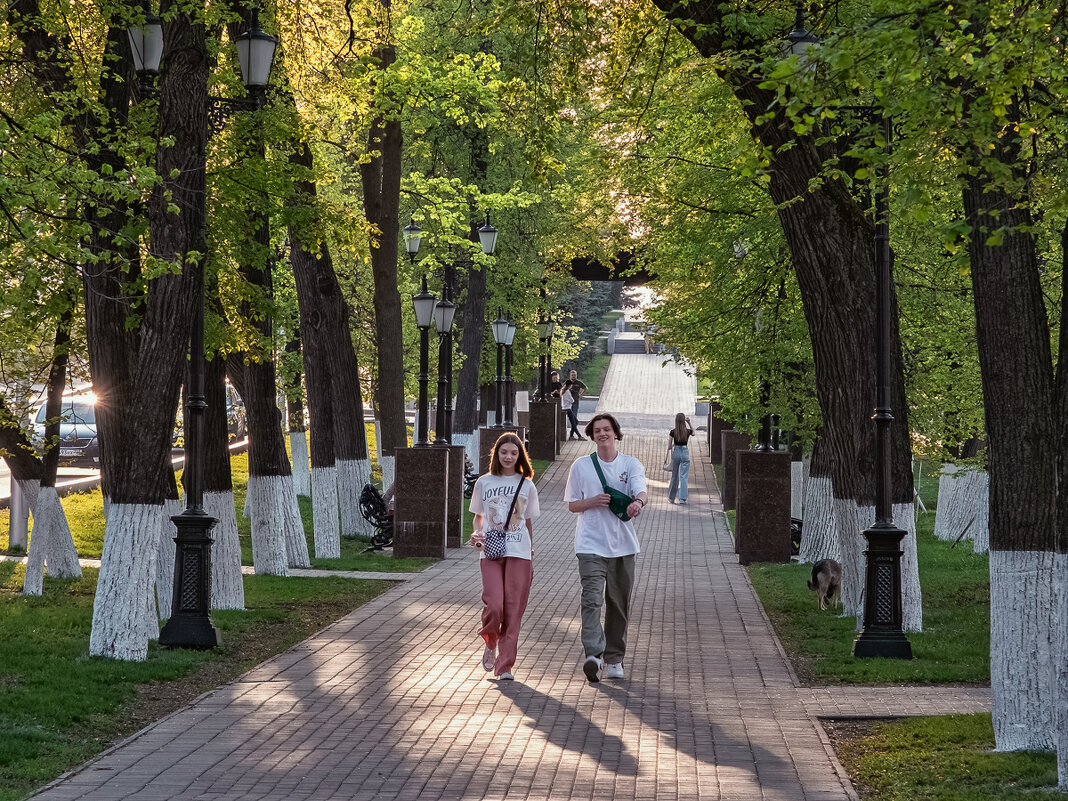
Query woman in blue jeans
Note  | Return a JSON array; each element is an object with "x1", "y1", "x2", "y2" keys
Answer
[{"x1": 666, "y1": 413, "x2": 693, "y2": 504}]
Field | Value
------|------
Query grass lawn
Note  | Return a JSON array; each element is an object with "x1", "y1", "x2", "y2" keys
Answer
[
  {"x1": 745, "y1": 458, "x2": 1065, "y2": 798},
  {"x1": 826, "y1": 715, "x2": 1065, "y2": 800}
]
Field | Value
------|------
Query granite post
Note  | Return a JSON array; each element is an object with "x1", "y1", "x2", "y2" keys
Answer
[
  {"x1": 393, "y1": 447, "x2": 449, "y2": 559},
  {"x1": 721, "y1": 430, "x2": 753, "y2": 512},
  {"x1": 445, "y1": 444, "x2": 466, "y2": 548},
  {"x1": 709, "y1": 402, "x2": 728, "y2": 464},
  {"x1": 735, "y1": 450, "x2": 793, "y2": 564},
  {"x1": 527, "y1": 400, "x2": 558, "y2": 461}
]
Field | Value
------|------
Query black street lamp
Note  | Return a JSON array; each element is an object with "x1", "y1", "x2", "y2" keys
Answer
[
  {"x1": 755, "y1": 379, "x2": 773, "y2": 451},
  {"x1": 128, "y1": 6, "x2": 277, "y2": 650},
  {"x1": 545, "y1": 316, "x2": 556, "y2": 383},
  {"x1": 433, "y1": 292, "x2": 456, "y2": 446},
  {"x1": 491, "y1": 312, "x2": 509, "y2": 428},
  {"x1": 504, "y1": 320, "x2": 517, "y2": 426},
  {"x1": 852, "y1": 113, "x2": 912, "y2": 660},
  {"x1": 537, "y1": 313, "x2": 551, "y2": 399},
  {"x1": 780, "y1": 3, "x2": 909, "y2": 658},
  {"x1": 413, "y1": 276, "x2": 437, "y2": 447}
]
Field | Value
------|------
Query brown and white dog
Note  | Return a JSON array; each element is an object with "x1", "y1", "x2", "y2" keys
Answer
[{"x1": 807, "y1": 559, "x2": 842, "y2": 610}]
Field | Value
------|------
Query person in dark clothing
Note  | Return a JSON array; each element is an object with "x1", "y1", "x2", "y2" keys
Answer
[{"x1": 563, "y1": 370, "x2": 588, "y2": 440}]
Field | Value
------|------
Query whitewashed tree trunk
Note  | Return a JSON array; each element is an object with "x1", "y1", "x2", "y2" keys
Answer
[
  {"x1": 894, "y1": 502, "x2": 924, "y2": 633},
  {"x1": 289, "y1": 431, "x2": 311, "y2": 497},
  {"x1": 43, "y1": 489, "x2": 80, "y2": 579},
  {"x1": 798, "y1": 474, "x2": 839, "y2": 564},
  {"x1": 934, "y1": 463, "x2": 965, "y2": 541},
  {"x1": 990, "y1": 549, "x2": 1056, "y2": 752},
  {"x1": 972, "y1": 472, "x2": 990, "y2": 555},
  {"x1": 790, "y1": 459, "x2": 808, "y2": 520},
  {"x1": 205, "y1": 490, "x2": 245, "y2": 610},
  {"x1": 311, "y1": 465, "x2": 341, "y2": 559},
  {"x1": 337, "y1": 457, "x2": 373, "y2": 537},
  {"x1": 89, "y1": 503, "x2": 162, "y2": 661},
  {"x1": 22, "y1": 482, "x2": 51, "y2": 596},
  {"x1": 379, "y1": 454, "x2": 396, "y2": 500},
  {"x1": 154, "y1": 496, "x2": 181, "y2": 620},
  {"x1": 452, "y1": 432, "x2": 477, "y2": 478},
  {"x1": 245, "y1": 475, "x2": 289, "y2": 576},
  {"x1": 1056, "y1": 551, "x2": 1068, "y2": 789},
  {"x1": 24, "y1": 484, "x2": 84, "y2": 595},
  {"x1": 835, "y1": 498, "x2": 865, "y2": 623},
  {"x1": 281, "y1": 474, "x2": 311, "y2": 568}
]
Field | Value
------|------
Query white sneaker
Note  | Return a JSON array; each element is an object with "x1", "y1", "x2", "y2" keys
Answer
[
  {"x1": 482, "y1": 645, "x2": 495, "y2": 672},
  {"x1": 583, "y1": 655, "x2": 604, "y2": 683},
  {"x1": 603, "y1": 662, "x2": 624, "y2": 679},
  {"x1": 498, "y1": 672, "x2": 514, "y2": 681}
]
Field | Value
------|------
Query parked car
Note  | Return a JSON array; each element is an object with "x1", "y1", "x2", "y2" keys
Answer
[
  {"x1": 32, "y1": 392, "x2": 100, "y2": 467},
  {"x1": 172, "y1": 383, "x2": 246, "y2": 447}
]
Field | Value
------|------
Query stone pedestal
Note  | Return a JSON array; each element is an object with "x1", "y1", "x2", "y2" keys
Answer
[
  {"x1": 721, "y1": 431, "x2": 753, "y2": 512},
  {"x1": 709, "y1": 402, "x2": 728, "y2": 464},
  {"x1": 478, "y1": 426, "x2": 523, "y2": 473},
  {"x1": 735, "y1": 450, "x2": 792, "y2": 565},
  {"x1": 527, "y1": 401, "x2": 558, "y2": 461},
  {"x1": 444, "y1": 444, "x2": 466, "y2": 548},
  {"x1": 393, "y1": 447, "x2": 448, "y2": 559}
]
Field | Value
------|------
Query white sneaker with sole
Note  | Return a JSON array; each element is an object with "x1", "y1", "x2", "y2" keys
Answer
[
  {"x1": 498, "y1": 672, "x2": 514, "y2": 681},
  {"x1": 603, "y1": 662, "x2": 624, "y2": 679},
  {"x1": 583, "y1": 655, "x2": 604, "y2": 683},
  {"x1": 482, "y1": 645, "x2": 495, "y2": 672}
]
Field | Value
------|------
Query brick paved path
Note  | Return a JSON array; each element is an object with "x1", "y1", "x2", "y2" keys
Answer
[{"x1": 31, "y1": 352, "x2": 989, "y2": 801}]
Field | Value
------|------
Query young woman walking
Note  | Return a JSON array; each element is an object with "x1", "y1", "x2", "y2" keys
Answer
[
  {"x1": 469, "y1": 433, "x2": 540, "y2": 680},
  {"x1": 666, "y1": 412, "x2": 694, "y2": 504}
]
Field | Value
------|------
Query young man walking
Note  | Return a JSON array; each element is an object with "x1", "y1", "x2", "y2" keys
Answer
[
  {"x1": 563, "y1": 412, "x2": 647, "y2": 682},
  {"x1": 563, "y1": 369, "x2": 588, "y2": 440}
]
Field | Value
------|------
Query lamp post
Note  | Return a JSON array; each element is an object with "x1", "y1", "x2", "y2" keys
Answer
[
  {"x1": 504, "y1": 320, "x2": 517, "y2": 426},
  {"x1": 537, "y1": 314, "x2": 551, "y2": 399},
  {"x1": 127, "y1": 5, "x2": 277, "y2": 650},
  {"x1": 433, "y1": 292, "x2": 456, "y2": 446},
  {"x1": 413, "y1": 276, "x2": 437, "y2": 446},
  {"x1": 780, "y1": 3, "x2": 910, "y2": 657},
  {"x1": 852, "y1": 113, "x2": 911, "y2": 659},
  {"x1": 491, "y1": 311, "x2": 509, "y2": 428}
]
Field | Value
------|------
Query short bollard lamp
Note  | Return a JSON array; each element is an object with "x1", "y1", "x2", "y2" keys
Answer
[
  {"x1": 433, "y1": 293, "x2": 456, "y2": 446},
  {"x1": 413, "y1": 276, "x2": 437, "y2": 446},
  {"x1": 491, "y1": 312, "x2": 509, "y2": 427}
]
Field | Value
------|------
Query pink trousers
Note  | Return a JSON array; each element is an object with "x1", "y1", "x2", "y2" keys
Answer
[{"x1": 479, "y1": 557, "x2": 533, "y2": 675}]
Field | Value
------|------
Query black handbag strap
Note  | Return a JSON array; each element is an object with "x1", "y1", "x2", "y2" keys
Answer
[{"x1": 502, "y1": 475, "x2": 525, "y2": 529}]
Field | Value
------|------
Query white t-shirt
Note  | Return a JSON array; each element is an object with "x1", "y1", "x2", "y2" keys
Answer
[
  {"x1": 470, "y1": 473, "x2": 540, "y2": 560},
  {"x1": 560, "y1": 388, "x2": 574, "y2": 411},
  {"x1": 564, "y1": 451, "x2": 647, "y2": 557}
]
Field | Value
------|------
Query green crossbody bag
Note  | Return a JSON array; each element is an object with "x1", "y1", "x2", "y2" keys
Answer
[{"x1": 589, "y1": 453, "x2": 633, "y2": 521}]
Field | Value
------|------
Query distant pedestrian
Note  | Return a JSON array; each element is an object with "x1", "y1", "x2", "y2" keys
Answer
[
  {"x1": 666, "y1": 412, "x2": 694, "y2": 504},
  {"x1": 469, "y1": 433, "x2": 540, "y2": 681},
  {"x1": 563, "y1": 369, "x2": 588, "y2": 440},
  {"x1": 564, "y1": 412, "x2": 647, "y2": 682}
]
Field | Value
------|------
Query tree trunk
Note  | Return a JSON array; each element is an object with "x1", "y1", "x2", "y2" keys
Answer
[
  {"x1": 90, "y1": 5, "x2": 210, "y2": 660},
  {"x1": 963, "y1": 171, "x2": 1057, "y2": 751},
  {"x1": 202, "y1": 352, "x2": 247, "y2": 607},
  {"x1": 283, "y1": 335, "x2": 312, "y2": 496},
  {"x1": 359, "y1": 37, "x2": 406, "y2": 459},
  {"x1": 649, "y1": 0, "x2": 920, "y2": 629}
]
